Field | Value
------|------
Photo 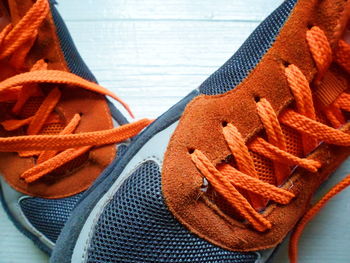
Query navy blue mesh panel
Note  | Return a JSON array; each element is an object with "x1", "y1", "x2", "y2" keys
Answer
[
  {"x1": 199, "y1": 0, "x2": 298, "y2": 95},
  {"x1": 20, "y1": 193, "x2": 83, "y2": 242},
  {"x1": 87, "y1": 161, "x2": 257, "y2": 263},
  {"x1": 49, "y1": 1, "x2": 97, "y2": 82},
  {"x1": 19, "y1": 145, "x2": 127, "y2": 243}
]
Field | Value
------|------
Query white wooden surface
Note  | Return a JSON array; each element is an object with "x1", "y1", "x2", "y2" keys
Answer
[{"x1": 0, "y1": 1, "x2": 349, "y2": 262}]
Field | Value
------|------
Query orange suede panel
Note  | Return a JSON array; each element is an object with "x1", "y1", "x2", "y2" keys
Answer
[
  {"x1": 0, "y1": 0, "x2": 116, "y2": 198},
  {"x1": 162, "y1": 0, "x2": 350, "y2": 252}
]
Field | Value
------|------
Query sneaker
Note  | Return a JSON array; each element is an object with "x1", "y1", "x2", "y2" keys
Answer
[
  {"x1": 0, "y1": 0, "x2": 150, "y2": 254},
  {"x1": 52, "y1": 0, "x2": 350, "y2": 262}
]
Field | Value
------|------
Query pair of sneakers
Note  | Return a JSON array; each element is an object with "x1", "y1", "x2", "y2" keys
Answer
[{"x1": 1, "y1": 0, "x2": 350, "y2": 263}]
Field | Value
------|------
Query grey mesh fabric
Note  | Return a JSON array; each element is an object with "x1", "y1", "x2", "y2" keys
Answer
[
  {"x1": 87, "y1": 161, "x2": 257, "y2": 263},
  {"x1": 19, "y1": 145, "x2": 128, "y2": 243},
  {"x1": 19, "y1": 193, "x2": 84, "y2": 242},
  {"x1": 199, "y1": 0, "x2": 297, "y2": 95}
]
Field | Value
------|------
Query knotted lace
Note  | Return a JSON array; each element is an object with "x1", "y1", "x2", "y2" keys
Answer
[
  {"x1": 0, "y1": 0, "x2": 151, "y2": 183},
  {"x1": 191, "y1": 26, "x2": 350, "y2": 263}
]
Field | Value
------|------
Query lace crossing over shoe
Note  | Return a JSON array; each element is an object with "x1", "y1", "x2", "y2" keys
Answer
[{"x1": 191, "y1": 25, "x2": 350, "y2": 262}]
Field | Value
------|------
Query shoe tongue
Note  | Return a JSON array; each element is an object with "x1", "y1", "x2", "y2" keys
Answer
[{"x1": 19, "y1": 95, "x2": 65, "y2": 135}]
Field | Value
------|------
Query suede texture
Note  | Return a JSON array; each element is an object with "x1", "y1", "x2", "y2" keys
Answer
[
  {"x1": 162, "y1": 0, "x2": 350, "y2": 252},
  {"x1": 0, "y1": 0, "x2": 116, "y2": 199}
]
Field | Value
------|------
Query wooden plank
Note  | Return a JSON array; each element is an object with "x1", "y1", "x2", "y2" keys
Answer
[
  {"x1": 59, "y1": 20, "x2": 260, "y2": 117},
  {"x1": 57, "y1": 0, "x2": 283, "y2": 21}
]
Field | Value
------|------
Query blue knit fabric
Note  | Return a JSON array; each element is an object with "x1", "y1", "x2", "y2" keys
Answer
[
  {"x1": 87, "y1": 161, "x2": 257, "y2": 263},
  {"x1": 19, "y1": 145, "x2": 128, "y2": 243},
  {"x1": 199, "y1": 0, "x2": 297, "y2": 95},
  {"x1": 19, "y1": 193, "x2": 83, "y2": 242}
]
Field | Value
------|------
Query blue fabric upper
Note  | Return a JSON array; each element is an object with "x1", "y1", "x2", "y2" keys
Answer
[
  {"x1": 19, "y1": 145, "x2": 128, "y2": 243},
  {"x1": 84, "y1": 0, "x2": 299, "y2": 262},
  {"x1": 87, "y1": 161, "x2": 257, "y2": 263},
  {"x1": 19, "y1": 193, "x2": 84, "y2": 242},
  {"x1": 199, "y1": 0, "x2": 297, "y2": 95}
]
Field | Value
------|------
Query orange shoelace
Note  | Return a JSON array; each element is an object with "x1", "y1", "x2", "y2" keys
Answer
[
  {"x1": 191, "y1": 26, "x2": 350, "y2": 262},
  {"x1": 0, "y1": 0, "x2": 151, "y2": 183}
]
